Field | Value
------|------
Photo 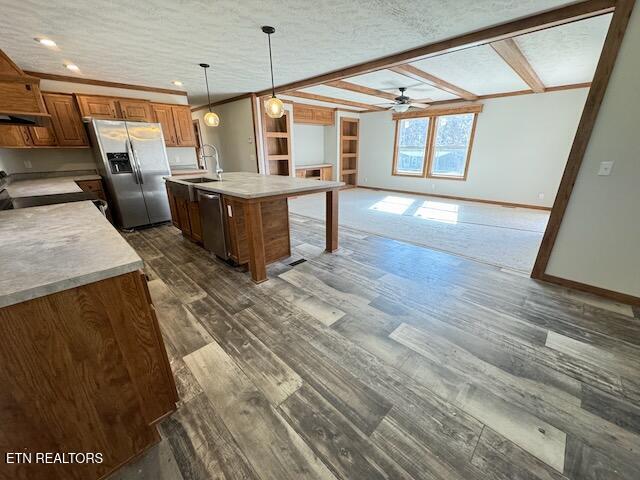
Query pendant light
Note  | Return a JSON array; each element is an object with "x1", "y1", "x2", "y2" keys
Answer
[
  {"x1": 262, "y1": 26, "x2": 285, "y2": 119},
  {"x1": 199, "y1": 63, "x2": 220, "y2": 127}
]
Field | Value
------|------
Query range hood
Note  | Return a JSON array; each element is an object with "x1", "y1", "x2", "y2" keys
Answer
[{"x1": 0, "y1": 49, "x2": 50, "y2": 127}]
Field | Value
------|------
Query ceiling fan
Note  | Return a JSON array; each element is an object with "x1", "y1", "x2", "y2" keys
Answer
[{"x1": 376, "y1": 87, "x2": 429, "y2": 113}]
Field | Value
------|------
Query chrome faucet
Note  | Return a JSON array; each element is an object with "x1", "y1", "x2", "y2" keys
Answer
[{"x1": 200, "y1": 144, "x2": 223, "y2": 181}]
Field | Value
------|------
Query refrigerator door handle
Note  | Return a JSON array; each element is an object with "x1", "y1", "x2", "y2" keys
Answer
[
  {"x1": 126, "y1": 139, "x2": 139, "y2": 184},
  {"x1": 128, "y1": 139, "x2": 144, "y2": 184}
]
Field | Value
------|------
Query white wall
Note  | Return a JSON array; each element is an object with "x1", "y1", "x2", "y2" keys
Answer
[
  {"x1": 0, "y1": 79, "x2": 198, "y2": 175},
  {"x1": 546, "y1": 8, "x2": 640, "y2": 298},
  {"x1": 192, "y1": 97, "x2": 257, "y2": 173},
  {"x1": 292, "y1": 124, "x2": 326, "y2": 166},
  {"x1": 358, "y1": 88, "x2": 589, "y2": 208}
]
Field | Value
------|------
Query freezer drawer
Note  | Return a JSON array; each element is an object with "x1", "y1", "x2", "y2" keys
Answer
[{"x1": 197, "y1": 190, "x2": 228, "y2": 260}]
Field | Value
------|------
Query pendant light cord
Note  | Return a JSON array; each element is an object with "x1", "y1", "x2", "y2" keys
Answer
[
  {"x1": 268, "y1": 33, "x2": 276, "y2": 98},
  {"x1": 204, "y1": 66, "x2": 213, "y2": 112}
]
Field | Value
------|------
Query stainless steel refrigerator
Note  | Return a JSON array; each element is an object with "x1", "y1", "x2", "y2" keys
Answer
[{"x1": 89, "y1": 119, "x2": 172, "y2": 228}]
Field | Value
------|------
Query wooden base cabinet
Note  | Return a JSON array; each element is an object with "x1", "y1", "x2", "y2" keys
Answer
[
  {"x1": 166, "y1": 182, "x2": 202, "y2": 243},
  {"x1": 223, "y1": 197, "x2": 291, "y2": 266},
  {"x1": 0, "y1": 271, "x2": 178, "y2": 480}
]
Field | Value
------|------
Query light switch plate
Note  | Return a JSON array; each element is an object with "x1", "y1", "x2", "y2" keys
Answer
[{"x1": 598, "y1": 161, "x2": 614, "y2": 176}]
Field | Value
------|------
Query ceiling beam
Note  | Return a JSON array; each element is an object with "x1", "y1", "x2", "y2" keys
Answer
[
  {"x1": 25, "y1": 71, "x2": 188, "y2": 96},
  {"x1": 389, "y1": 65, "x2": 477, "y2": 100},
  {"x1": 490, "y1": 38, "x2": 546, "y2": 93},
  {"x1": 325, "y1": 80, "x2": 399, "y2": 101},
  {"x1": 286, "y1": 91, "x2": 385, "y2": 110},
  {"x1": 258, "y1": 0, "x2": 614, "y2": 96}
]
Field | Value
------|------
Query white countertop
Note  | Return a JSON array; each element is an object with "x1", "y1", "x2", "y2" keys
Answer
[
  {"x1": 0, "y1": 201, "x2": 143, "y2": 308},
  {"x1": 6, "y1": 174, "x2": 102, "y2": 198},
  {"x1": 165, "y1": 171, "x2": 343, "y2": 199}
]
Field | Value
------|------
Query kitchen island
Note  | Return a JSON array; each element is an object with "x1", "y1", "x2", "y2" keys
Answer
[
  {"x1": 0, "y1": 201, "x2": 178, "y2": 480},
  {"x1": 165, "y1": 172, "x2": 343, "y2": 282}
]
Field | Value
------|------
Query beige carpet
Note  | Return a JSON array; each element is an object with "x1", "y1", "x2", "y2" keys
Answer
[{"x1": 289, "y1": 188, "x2": 550, "y2": 272}]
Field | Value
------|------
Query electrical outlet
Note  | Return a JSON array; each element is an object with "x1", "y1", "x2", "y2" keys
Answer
[
  {"x1": 431, "y1": 183, "x2": 436, "y2": 191},
  {"x1": 363, "y1": 177, "x2": 367, "y2": 183},
  {"x1": 598, "y1": 161, "x2": 614, "y2": 176},
  {"x1": 538, "y1": 193, "x2": 545, "y2": 200},
  {"x1": 24, "y1": 160, "x2": 32, "y2": 169}
]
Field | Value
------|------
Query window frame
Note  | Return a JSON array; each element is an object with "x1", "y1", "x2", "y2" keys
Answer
[
  {"x1": 392, "y1": 111, "x2": 479, "y2": 182},
  {"x1": 391, "y1": 117, "x2": 430, "y2": 177}
]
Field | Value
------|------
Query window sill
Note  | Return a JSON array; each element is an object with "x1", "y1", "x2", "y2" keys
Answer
[
  {"x1": 427, "y1": 174, "x2": 467, "y2": 181},
  {"x1": 393, "y1": 172, "x2": 425, "y2": 177}
]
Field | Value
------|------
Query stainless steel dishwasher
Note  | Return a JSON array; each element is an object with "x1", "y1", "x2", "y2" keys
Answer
[{"x1": 197, "y1": 190, "x2": 228, "y2": 260}]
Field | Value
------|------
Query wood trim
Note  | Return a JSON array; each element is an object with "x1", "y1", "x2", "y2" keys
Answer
[
  {"x1": 426, "y1": 113, "x2": 478, "y2": 181},
  {"x1": 540, "y1": 273, "x2": 640, "y2": 306},
  {"x1": 381, "y1": 82, "x2": 592, "y2": 110},
  {"x1": 389, "y1": 65, "x2": 478, "y2": 100},
  {"x1": 325, "y1": 80, "x2": 399, "y2": 101},
  {"x1": 257, "y1": 0, "x2": 614, "y2": 96},
  {"x1": 490, "y1": 39, "x2": 546, "y2": 93},
  {"x1": 531, "y1": 0, "x2": 635, "y2": 279},
  {"x1": 24, "y1": 71, "x2": 188, "y2": 96},
  {"x1": 190, "y1": 92, "x2": 254, "y2": 112},
  {"x1": 250, "y1": 93, "x2": 260, "y2": 171},
  {"x1": 358, "y1": 185, "x2": 552, "y2": 210},
  {"x1": 392, "y1": 102, "x2": 483, "y2": 120},
  {"x1": 287, "y1": 91, "x2": 382, "y2": 110}
]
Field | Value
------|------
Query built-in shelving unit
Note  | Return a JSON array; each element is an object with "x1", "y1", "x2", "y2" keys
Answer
[
  {"x1": 340, "y1": 117, "x2": 359, "y2": 188},
  {"x1": 262, "y1": 109, "x2": 292, "y2": 176}
]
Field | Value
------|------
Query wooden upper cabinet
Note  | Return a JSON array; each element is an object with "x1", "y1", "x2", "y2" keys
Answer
[
  {"x1": 75, "y1": 94, "x2": 119, "y2": 119},
  {"x1": 119, "y1": 99, "x2": 153, "y2": 122},
  {"x1": 27, "y1": 125, "x2": 57, "y2": 146},
  {"x1": 151, "y1": 103, "x2": 178, "y2": 146},
  {"x1": 0, "y1": 126, "x2": 29, "y2": 147},
  {"x1": 293, "y1": 103, "x2": 335, "y2": 125},
  {"x1": 42, "y1": 93, "x2": 88, "y2": 146},
  {"x1": 171, "y1": 105, "x2": 196, "y2": 147}
]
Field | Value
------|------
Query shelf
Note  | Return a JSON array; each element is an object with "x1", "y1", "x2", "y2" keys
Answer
[
  {"x1": 266, "y1": 131, "x2": 289, "y2": 138},
  {"x1": 268, "y1": 154, "x2": 289, "y2": 161},
  {"x1": 341, "y1": 153, "x2": 357, "y2": 158},
  {"x1": 342, "y1": 169, "x2": 357, "y2": 174},
  {"x1": 342, "y1": 136, "x2": 358, "y2": 140}
]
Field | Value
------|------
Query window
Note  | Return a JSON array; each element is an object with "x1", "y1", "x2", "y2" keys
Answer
[
  {"x1": 392, "y1": 112, "x2": 477, "y2": 180},
  {"x1": 429, "y1": 113, "x2": 475, "y2": 179},
  {"x1": 393, "y1": 117, "x2": 430, "y2": 176}
]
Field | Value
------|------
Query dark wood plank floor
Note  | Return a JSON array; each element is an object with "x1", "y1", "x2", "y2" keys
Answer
[{"x1": 110, "y1": 214, "x2": 640, "y2": 480}]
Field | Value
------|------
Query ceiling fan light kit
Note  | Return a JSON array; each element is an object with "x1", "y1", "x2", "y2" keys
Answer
[
  {"x1": 262, "y1": 25, "x2": 285, "y2": 119},
  {"x1": 200, "y1": 63, "x2": 220, "y2": 127}
]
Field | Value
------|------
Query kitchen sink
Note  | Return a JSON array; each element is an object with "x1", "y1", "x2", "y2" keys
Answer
[{"x1": 181, "y1": 177, "x2": 218, "y2": 183}]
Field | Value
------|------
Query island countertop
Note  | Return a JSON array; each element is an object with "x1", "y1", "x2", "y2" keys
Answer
[
  {"x1": 164, "y1": 171, "x2": 343, "y2": 199},
  {"x1": 0, "y1": 201, "x2": 143, "y2": 308}
]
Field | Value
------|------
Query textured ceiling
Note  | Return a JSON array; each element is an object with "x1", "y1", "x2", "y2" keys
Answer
[
  {"x1": 516, "y1": 13, "x2": 611, "y2": 86},
  {"x1": 0, "y1": 0, "x2": 583, "y2": 105},
  {"x1": 347, "y1": 70, "x2": 458, "y2": 101},
  {"x1": 409, "y1": 45, "x2": 530, "y2": 95}
]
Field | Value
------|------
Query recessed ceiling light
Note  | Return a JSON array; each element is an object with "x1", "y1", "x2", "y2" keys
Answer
[
  {"x1": 172, "y1": 80, "x2": 183, "y2": 86},
  {"x1": 35, "y1": 38, "x2": 57, "y2": 47},
  {"x1": 64, "y1": 63, "x2": 80, "y2": 72}
]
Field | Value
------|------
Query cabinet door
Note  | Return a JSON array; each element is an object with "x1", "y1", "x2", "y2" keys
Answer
[
  {"x1": 119, "y1": 100, "x2": 153, "y2": 122},
  {"x1": 43, "y1": 93, "x2": 89, "y2": 146},
  {"x1": 320, "y1": 166, "x2": 333, "y2": 181},
  {"x1": 0, "y1": 125, "x2": 29, "y2": 147},
  {"x1": 27, "y1": 125, "x2": 57, "y2": 146},
  {"x1": 313, "y1": 108, "x2": 334, "y2": 125},
  {"x1": 171, "y1": 105, "x2": 196, "y2": 147},
  {"x1": 152, "y1": 104, "x2": 178, "y2": 146},
  {"x1": 166, "y1": 184, "x2": 179, "y2": 228},
  {"x1": 188, "y1": 201, "x2": 202, "y2": 242},
  {"x1": 175, "y1": 196, "x2": 191, "y2": 234},
  {"x1": 293, "y1": 104, "x2": 315, "y2": 124},
  {"x1": 76, "y1": 95, "x2": 119, "y2": 119}
]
